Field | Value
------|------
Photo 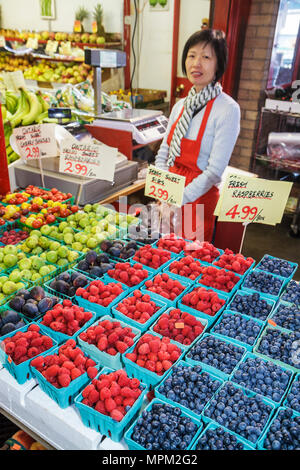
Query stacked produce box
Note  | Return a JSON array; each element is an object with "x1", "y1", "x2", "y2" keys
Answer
[{"x1": 0, "y1": 196, "x2": 299, "y2": 451}]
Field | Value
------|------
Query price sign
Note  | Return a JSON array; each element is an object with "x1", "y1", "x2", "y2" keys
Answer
[
  {"x1": 59, "y1": 137, "x2": 117, "y2": 181},
  {"x1": 26, "y1": 37, "x2": 39, "y2": 50},
  {"x1": 145, "y1": 165, "x2": 186, "y2": 207},
  {"x1": 12, "y1": 123, "x2": 58, "y2": 160},
  {"x1": 45, "y1": 40, "x2": 58, "y2": 55},
  {"x1": 215, "y1": 173, "x2": 293, "y2": 225}
]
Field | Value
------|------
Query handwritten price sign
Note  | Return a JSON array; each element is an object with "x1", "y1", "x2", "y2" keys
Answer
[
  {"x1": 145, "y1": 165, "x2": 186, "y2": 207},
  {"x1": 59, "y1": 138, "x2": 117, "y2": 181},
  {"x1": 215, "y1": 173, "x2": 293, "y2": 225},
  {"x1": 13, "y1": 123, "x2": 58, "y2": 160}
]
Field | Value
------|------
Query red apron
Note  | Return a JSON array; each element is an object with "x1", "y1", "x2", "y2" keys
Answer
[{"x1": 167, "y1": 98, "x2": 219, "y2": 242}]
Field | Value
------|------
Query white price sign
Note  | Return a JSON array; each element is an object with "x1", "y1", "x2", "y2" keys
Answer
[
  {"x1": 59, "y1": 138, "x2": 117, "y2": 181},
  {"x1": 12, "y1": 123, "x2": 58, "y2": 160}
]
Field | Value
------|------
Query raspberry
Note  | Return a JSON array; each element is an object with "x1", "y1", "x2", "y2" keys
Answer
[
  {"x1": 95, "y1": 401, "x2": 107, "y2": 414},
  {"x1": 87, "y1": 367, "x2": 98, "y2": 379},
  {"x1": 100, "y1": 387, "x2": 111, "y2": 401},
  {"x1": 88, "y1": 389, "x2": 100, "y2": 404},
  {"x1": 115, "y1": 341, "x2": 128, "y2": 354},
  {"x1": 58, "y1": 373, "x2": 71, "y2": 388},
  {"x1": 82, "y1": 384, "x2": 95, "y2": 398},
  {"x1": 110, "y1": 409, "x2": 124, "y2": 422},
  {"x1": 71, "y1": 368, "x2": 82, "y2": 380},
  {"x1": 105, "y1": 397, "x2": 117, "y2": 412},
  {"x1": 47, "y1": 364, "x2": 60, "y2": 377}
]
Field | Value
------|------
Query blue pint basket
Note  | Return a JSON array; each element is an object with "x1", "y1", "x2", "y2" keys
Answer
[
  {"x1": 227, "y1": 289, "x2": 277, "y2": 323},
  {"x1": 242, "y1": 269, "x2": 288, "y2": 301},
  {"x1": 74, "y1": 367, "x2": 147, "y2": 442},
  {"x1": 255, "y1": 254, "x2": 298, "y2": 281},
  {"x1": 283, "y1": 373, "x2": 300, "y2": 413},
  {"x1": 124, "y1": 398, "x2": 202, "y2": 451},
  {"x1": 257, "y1": 406, "x2": 300, "y2": 450}
]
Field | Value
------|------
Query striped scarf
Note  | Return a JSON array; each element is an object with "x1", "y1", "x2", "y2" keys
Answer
[{"x1": 167, "y1": 81, "x2": 222, "y2": 167}]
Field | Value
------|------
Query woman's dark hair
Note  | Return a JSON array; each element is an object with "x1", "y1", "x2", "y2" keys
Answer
[{"x1": 181, "y1": 29, "x2": 228, "y2": 83}]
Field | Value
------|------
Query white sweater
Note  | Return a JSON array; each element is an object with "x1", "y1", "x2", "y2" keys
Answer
[{"x1": 155, "y1": 92, "x2": 241, "y2": 205}]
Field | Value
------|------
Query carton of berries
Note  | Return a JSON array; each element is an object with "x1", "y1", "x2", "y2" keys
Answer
[
  {"x1": 150, "y1": 307, "x2": 208, "y2": 351},
  {"x1": 197, "y1": 265, "x2": 243, "y2": 296},
  {"x1": 255, "y1": 254, "x2": 298, "y2": 280},
  {"x1": 212, "y1": 248, "x2": 255, "y2": 277},
  {"x1": 178, "y1": 284, "x2": 228, "y2": 327},
  {"x1": 140, "y1": 272, "x2": 193, "y2": 307},
  {"x1": 183, "y1": 241, "x2": 223, "y2": 264},
  {"x1": 104, "y1": 261, "x2": 154, "y2": 292},
  {"x1": 75, "y1": 278, "x2": 129, "y2": 318},
  {"x1": 77, "y1": 315, "x2": 141, "y2": 369},
  {"x1": 132, "y1": 244, "x2": 179, "y2": 272},
  {"x1": 37, "y1": 299, "x2": 96, "y2": 344},
  {"x1": 30, "y1": 339, "x2": 100, "y2": 408},
  {"x1": 0, "y1": 323, "x2": 57, "y2": 384},
  {"x1": 112, "y1": 289, "x2": 168, "y2": 333},
  {"x1": 163, "y1": 254, "x2": 206, "y2": 282},
  {"x1": 123, "y1": 332, "x2": 184, "y2": 387},
  {"x1": 154, "y1": 233, "x2": 189, "y2": 255},
  {"x1": 74, "y1": 367, "x2": 147, "y2": 442},
  {"x1": 155, "y1": 360, "x2": 224, "y2": 422},
  {"x1": 242, "y1": 269, "x2": 288, "y2": 301}
]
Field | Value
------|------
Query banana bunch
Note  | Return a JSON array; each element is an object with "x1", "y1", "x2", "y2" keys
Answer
[
  {"x1": 4, "y1": 122, "x2": 20, "y2": 165},
  {"x1": 5, "y1": 91, "x2": 18, "y2": 115}
]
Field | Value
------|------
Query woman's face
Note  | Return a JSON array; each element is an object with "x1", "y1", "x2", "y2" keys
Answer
[{"x1": 185, "y1": 42, "x2": 218, "y2": 92}]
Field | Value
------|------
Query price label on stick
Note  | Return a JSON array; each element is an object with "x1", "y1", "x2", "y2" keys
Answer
[
  {"x1": 145, "y1": 165, "x2": 186, "y2": 207},
  {"x1": 13, "y1": 123, "x2": 58, "y2": 160},
  {"x1": 215, "y1": 173, "x2": 293, "y2": 225},
  {"x1": 59, "y1": 138, "x2": 117, "y2": 181}
]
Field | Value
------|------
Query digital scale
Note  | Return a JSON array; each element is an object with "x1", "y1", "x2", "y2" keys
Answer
[{"x1": 93, "y1": 108, "x2": 169, "y2": 145}]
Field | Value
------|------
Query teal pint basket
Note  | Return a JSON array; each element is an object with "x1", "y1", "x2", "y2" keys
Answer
[
  {"x1": 74, "y1": 366, "x2": 147, "y2": 442},
  {"x1": 111, "y1": 292, "x2": 168, "y2": 333},
  {"x1": 242, "y1": 268, "x2": 289, "y2": 301},
  {"x1": 139, "y1": 272, "x2": 193, "y2": 308},
  {"x1": 202, "y1": 381, "x2": 276, "y2": 447},
  {"x1": 0, "y1": 322, "x2": 58, "y2": 385},
  {"x1": 190, "y1": 421, "x2": 255, "y2": 450},
  {"x1": 178, "y1": 283, "x2": 229, "y2": 328},
  {"x1": 257, "y1": 406, "x2": 300, "y2": 450},
  {"x1": 283, "y1": 373, "x2": 300, "y2": 413},
  {"x1": 210, "y1": 310, "x2": 265, "y2": 352},
  {"x1": 184, "y1": 333, "x2": 247, "y2": 381},
  {"x1": 154, "y1": 359, "x2": 224, "y2": 422},
  {"x1": 77, "y1": 314, "x2": 141, "y2": 370},
  {"x1": 30, "y1": 346, "x2": 101, "y2": 409},
  {"x1": 255, "y1": 254, "x2": 298, "y2": 281},
  {"x1": 75, "y1": 277, "x2": 129, "y2": 319},
  {"x1": 124, "y1": 397, "x2": 202, "y2": 451},
  {"x1": 227, "y1": 289, "x2": 277, "y2": 323},
  {"x1": 149, "y1": 306, "x2": 208, "y2": 351},
  {"x1": 229, "y1": 351, "x2": 294, "y2": 407},
  {"x1": 123, "y1": 332, "x2": 185, "y2": 389}
]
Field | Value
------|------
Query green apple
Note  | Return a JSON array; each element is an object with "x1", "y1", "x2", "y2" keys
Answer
[
  {"x1": 9, "y1": 270, "x2": 22, "y2": 283},
  {"x1": 63, "y1": 227, "x2": 74, "y2": 235},
  {"x1": 46, "y1": 251, "x2": 58, "y2": 264},
  {"x1": 64, "y1": 233, "x2": 74, "y2": 245},
  {"x1": 26, "y1": 236, "x2": 39, "y2": 250},
  {"x1": 79, "y1": 218, "x2": 89, "y2": 229},
  {"x1": 31, "y1": 247, "x2": 43, "y2": 255},
  {"x1": 57, "y1": 246, "x2": 68, "y2": 258},
  {"x1": 0, "y1": 253, "x2": 3, "y2": 263},
  {"x1": 72, "y1": 242, "x2": 83, "y2": 251},
  {"x1": 3, "y1": 245, "x2": 19, "y2": 256},
  {"x1": 39, "y1": 265, "x2": 51, "y2": 276},
  {"x1": 59, "y1": 221, "x2": 68, "y2": 231},
  {"x1": 0, "y1": 275, "x2": 9, "y2": 285},
  {"x1": 20, "y1": 269, "x2": 33, "y2": 280},
  {"x1": 31, "y1": 273, "x2": 41, "y2": 281},
  {"x1": 49, "y1": 241, "x2": 60, "y2": 251},
  {"x1": 30, "y1": 230, "x2": 42, "y2": 238},
  {"x1": 2, "y1": 281, "x2": 17, "y2": 295},
  {"x1": 31, "y1": 256, "x2": 45, "y2": 271},
  {"x1": 40, "y1": 225, "x2": 52, "y2": 236},
  {"x1": 3, "y1": 254, "x2": 18, "y2": 268},
  {"x1": 67, "y1": 251, "x2": 79, "y2": 262},
  {"x1": 18, "y1": 257, "x2": 32, "y2": 270},
  {"x1": 57, "y1": 258, "x2": 68, "y2": 266},
  {"x1": 39, "y1": 236, "x2": 51, "y2": 249},
  {"x1": 79, "y1": 234, "x2": 88, "y2": 244},
  {"x1": 86, "y1": 237, "x2": 98, "y2": 249}
]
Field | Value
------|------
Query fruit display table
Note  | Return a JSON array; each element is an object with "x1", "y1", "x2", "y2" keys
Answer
[{"x1": 0, "y1": 190, "x2": 299, "y2": 451}]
